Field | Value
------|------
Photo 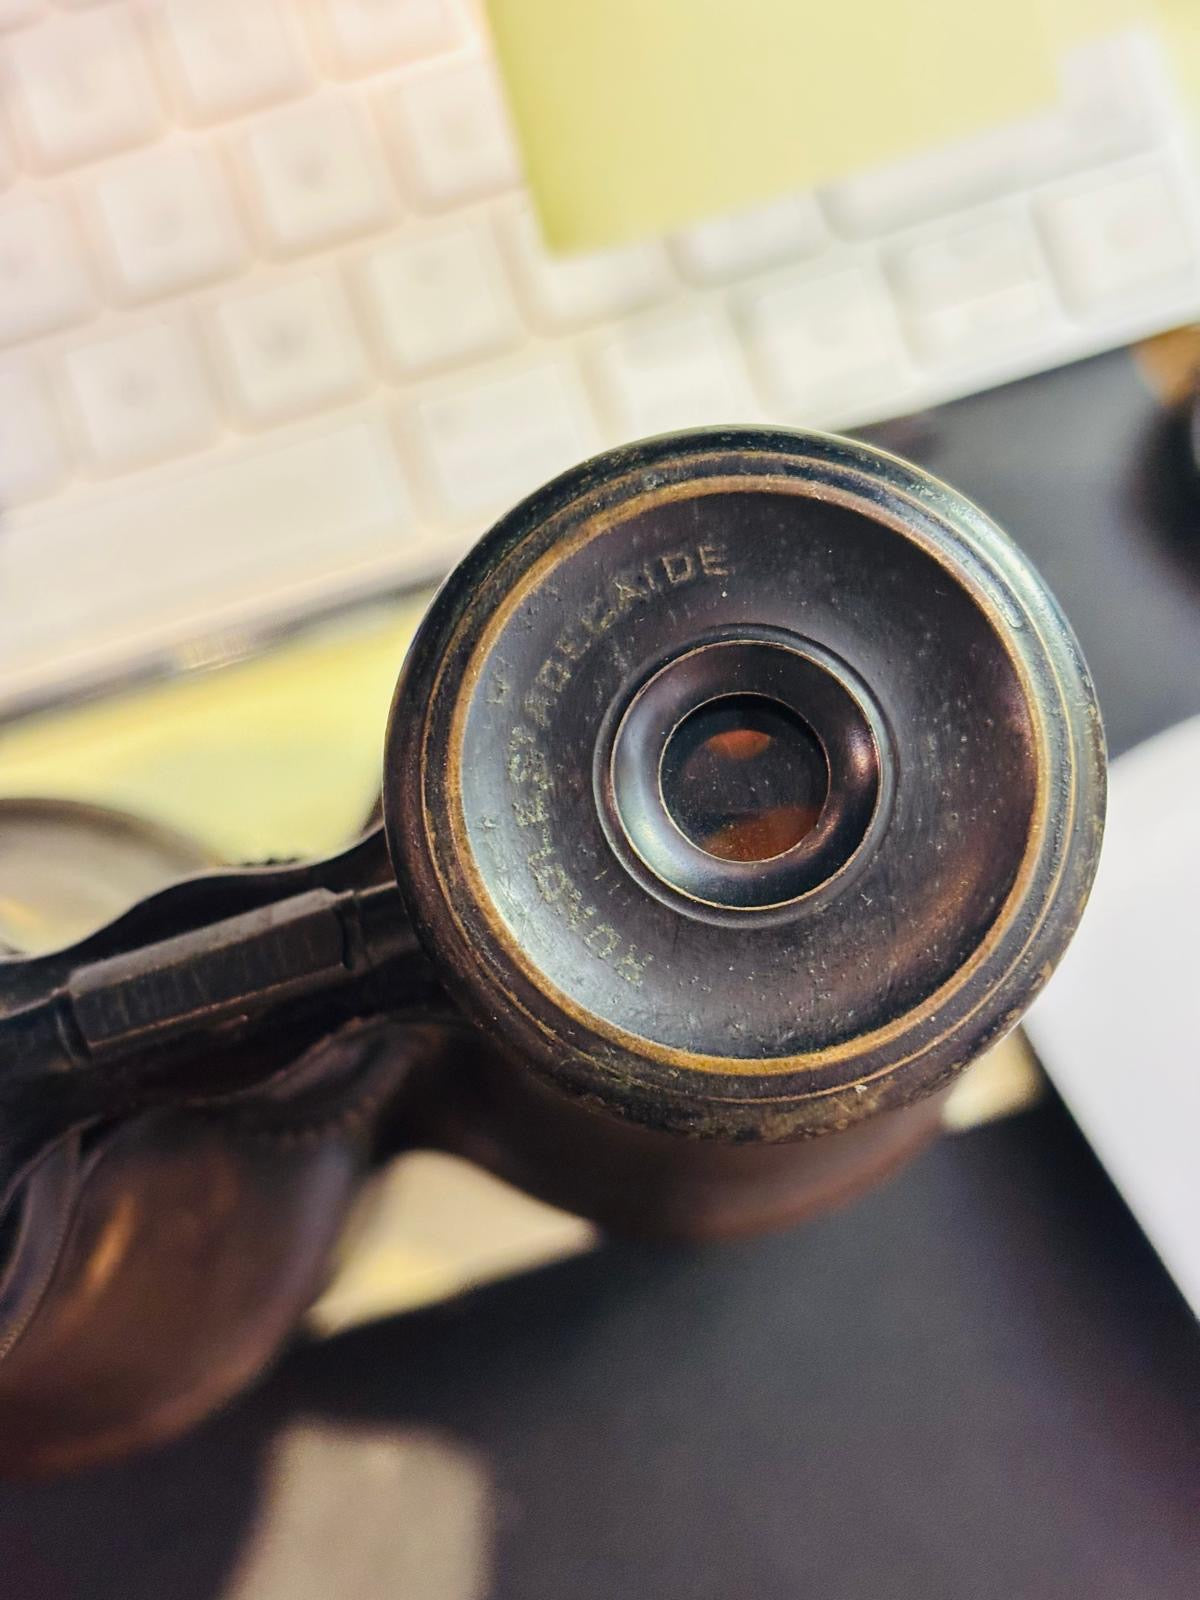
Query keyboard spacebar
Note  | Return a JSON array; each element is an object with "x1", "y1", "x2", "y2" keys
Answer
[{"x1": 0, "y1": 422, "x2": 416, "y2": 697}]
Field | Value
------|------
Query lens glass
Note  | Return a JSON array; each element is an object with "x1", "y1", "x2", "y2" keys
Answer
[{"x1": 660, "y1": 694, "x2": 828, "y2": 863}]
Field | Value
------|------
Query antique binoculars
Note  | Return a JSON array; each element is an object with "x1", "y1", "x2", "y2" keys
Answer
[{"x1": 0, "y1": 428, "x2": 1105, "y2": 1473}]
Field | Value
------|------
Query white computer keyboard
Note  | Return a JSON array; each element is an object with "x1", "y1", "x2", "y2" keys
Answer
[{"x1": 0, "y1": 3, "x2": 1198, "y2": 716}]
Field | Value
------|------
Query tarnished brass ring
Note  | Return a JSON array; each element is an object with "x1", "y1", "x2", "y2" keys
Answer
[{"x1": 386, "y1": 427, "x2": 1105, "y2": 1139}]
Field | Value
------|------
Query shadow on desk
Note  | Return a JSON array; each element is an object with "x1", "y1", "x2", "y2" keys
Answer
[{"x1": 0, "y1": 1098, "x2": 1195, "y2": 1600}]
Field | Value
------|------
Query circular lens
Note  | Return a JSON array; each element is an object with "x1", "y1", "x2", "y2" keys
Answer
[
  {"x1": 603, "y1": 635, "x2": 888, "y2": 915},
  {"x1": 660, "y1": 695, "x2": 828, "y2": 862}
]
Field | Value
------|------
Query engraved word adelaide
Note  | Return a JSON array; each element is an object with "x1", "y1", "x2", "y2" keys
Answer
[
  {"x1": 501, "y1": 539, "x2": 733, "y2": 986},
  {"x1": 522, "y1": 540, "x2": 730, "y2": 730}
]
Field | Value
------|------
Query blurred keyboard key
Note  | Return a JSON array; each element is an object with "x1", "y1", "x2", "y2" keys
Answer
[
  {"x1": 0, "y1": 197, "x2": 91, "y2": 344},
  {"x1": 672, "y1": 194, "x2": 827, "y2": 284},
  {"x1": 825, "y1": 34, "x2": 1159, "y2": 239},
  {"x1": 239, "y1": 99, "x2": 392, "y2": 255},
  {"x1": 311, "y1": 0, "x2": 459, "y2": 76},
  {"x1": 739, "y1": 265, "x2": 908, "y2": 415},
  {"x1": 0, "y1": 1, "x2": 39, "y2": 30},
  {"x1": 0, "y1": 422, "x2": 415, "y2": 671},
  {"x1": 89, "y1": 147, "x2": 245, "y2": 302},
  {"x1": 591, "y1": 306, "x2": 757, "y2": 436},
  {"x1": 379, "y1": 57, "x2": 520, "y2": 209},
  {"x1": 212, "y1": 274, "x2": 368, "y2": 425},
  {"x1": 1056, "y1": 32, "x2": 1165, "y2": 162},
  {"x1": 4, "y1": 9, "x2": 162, "y2": 170},
  {"x1": 1040, "y1": 164, "x2": 1199, "y2": 315},
  {"x1": 501, "y1": 201, "x2": 671, "y2": 331},
  {"x1": 889, "y1": 213, "x2": 1054, "y2": 366},
  {"x1": 825, "y1": 132, "x2": 1029, "y2": 240},
  {"x1": 0, "y1": 363, "x2": 65, "y2": 503},
  {"x1": 355, "y1": 223, "x2": 519, "y2": 376},
  {"x1": 417, "y1": 360, "x2": 597, "y2": 519},
  {"x1": 153, "y1": 0, "x2": 310, "y2": 123},
  {"x1": 64, "y1": 322, "x2": 216, "y2": 471}
]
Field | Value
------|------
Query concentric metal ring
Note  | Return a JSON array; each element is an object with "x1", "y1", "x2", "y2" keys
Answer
[{"x1": 386, "y1": 428, "x2": 1105, "y2": 1139}]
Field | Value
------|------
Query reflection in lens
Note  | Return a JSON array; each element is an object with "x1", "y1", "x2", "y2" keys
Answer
[{"x1": 660, "y1": 695, "x2": 828, "y2": 862}]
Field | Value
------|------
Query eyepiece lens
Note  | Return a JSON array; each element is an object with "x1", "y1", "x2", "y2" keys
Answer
[{"x1": 660, "y1": 694, "x2": 828, "y2": 863}]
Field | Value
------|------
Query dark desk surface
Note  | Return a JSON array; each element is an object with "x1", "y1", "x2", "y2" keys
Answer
[
  {"x1": 2, "y1": 349, "x2": 1198, "y2": 1600},
  {"x1": 868, "y1": 344, "x2": 1200, "y2": 761}
]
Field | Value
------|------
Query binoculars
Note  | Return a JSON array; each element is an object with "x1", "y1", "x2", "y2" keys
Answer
[{"x1": 0, "y1": 428, "x2": 1104, "y2": 1473}]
